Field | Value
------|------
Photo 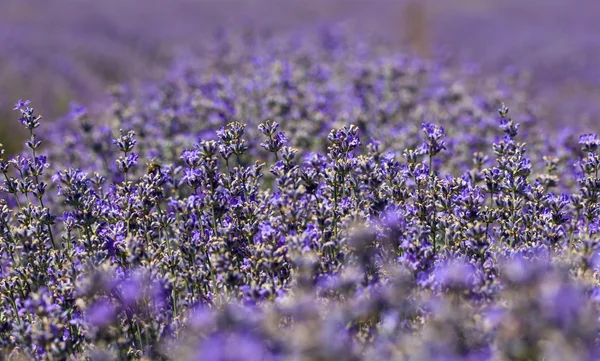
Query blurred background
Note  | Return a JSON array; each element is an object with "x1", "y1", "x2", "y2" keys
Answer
[{"x1": 1, "y1": 0, "x2": 599, "y2": 153}]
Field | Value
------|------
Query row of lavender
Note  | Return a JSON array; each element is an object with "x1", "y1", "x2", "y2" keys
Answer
[
  {"x1": 1, "y1": 30, "x2": 599, "y2": 360},
  {"x1": 3, "y1": 0, "x2": 600, "y2": 154}
]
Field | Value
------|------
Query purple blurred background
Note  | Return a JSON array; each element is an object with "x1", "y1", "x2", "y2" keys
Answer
[{"x1": 1, "y1": 0, "x2": 599, "y2": 152}]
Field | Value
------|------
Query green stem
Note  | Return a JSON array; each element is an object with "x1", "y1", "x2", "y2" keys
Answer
[
  {"x1": 429, "y1": 156, "x2": 437, "y2": 253},
  {"x1": 484, "y1": 192, "x2": 494, "y2": 244},
  {"x1": 29, "y1": 133, "x2": 56, "y2": 250}
]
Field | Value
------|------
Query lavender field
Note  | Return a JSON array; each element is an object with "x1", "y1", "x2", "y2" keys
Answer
[{"x1": 2, "y1": 1, "x2": 600, "y2": 360}]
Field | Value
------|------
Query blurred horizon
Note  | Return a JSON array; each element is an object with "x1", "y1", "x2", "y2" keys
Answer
[{"x1": 1, "y1": 0, "x2": 599, "y2": 152}]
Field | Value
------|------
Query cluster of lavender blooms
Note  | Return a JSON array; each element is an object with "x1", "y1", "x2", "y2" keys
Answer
[
  {"x1": 3, "y1": 0, "x2": 600, "y2": 154},
  {"x1": 2, "y1": 30, "x2": 600, "y2": 361}
]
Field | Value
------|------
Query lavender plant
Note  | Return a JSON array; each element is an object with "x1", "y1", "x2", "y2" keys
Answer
[
  {"x1": 3, "y1": 0, "x2": 600, "y2": 155},
  {"x1": 1, "y1": 28, "x2": 600, "y2": 361}
]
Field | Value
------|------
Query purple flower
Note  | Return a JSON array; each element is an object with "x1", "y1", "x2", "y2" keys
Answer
[
  {"x1": 119, "y1": 276, "x2": 144, "y2": 306},
  {"x1": 15, "y1": 101, "x2": 41, "y2": 129},
  {"x1": 434, "y1": 260, "x2": 480, "y2": 291},
  {"x1": 258, "y1": 120, "x2": 279, "y2": 137},
  {"x1": 579, "y1": 133, "x2": 600, "y2": 152},
  {"x1": 13, "y1": 99, "x2": 31, "y2": 110},
  {"x1": 420, "y1": 122, "x2": 446, "y2": 156},
  {"x1": 113, "y1": 129, "x2": 137, "y2": 153},
  {"x1": 181, "y1": 148, "x2": 202, "y2": 168},
  {"x1": 116, "y1": 152, "x2": 138, "y2": 174},
  {"x1": 194, "y1": 333, "x2": 269, "y2": 361},
  {"x1": 254, "y1": 222, "x2": 276, "y2": 243},
  {"x1": 86, "y1": 299, "x2": 116, "y2": 328},
  {"x1": 69, "y1": 102, "x2": 87, "y2": 120}
]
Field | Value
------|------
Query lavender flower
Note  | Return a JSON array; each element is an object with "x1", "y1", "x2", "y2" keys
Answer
[{"x1": 0, "y1": 26, "x2": 600, "y2": 361}]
